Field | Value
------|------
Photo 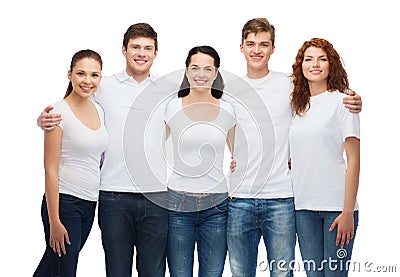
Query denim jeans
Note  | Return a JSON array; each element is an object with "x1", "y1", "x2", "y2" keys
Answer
[
  {"x1": 227, "y1": 197, "x2": 296, "y2": 277},
  {"x1": 98, "y1": 191, "x2": 168, "y2": 277},
  {"x1": 296, "y1": 210, "x2": 359, "y2": 277},
  {"x1": 167, "y1": 191, "x2": 228, "y2": 277},
  {"x1": 34, "y1": 193, "x2": 96, "y2": 277}
]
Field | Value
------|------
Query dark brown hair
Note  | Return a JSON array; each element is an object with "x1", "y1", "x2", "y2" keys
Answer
[
  {"x1": 178, "y1": 46, "x2": 224, "y2": 99},
  {"x1": 123, "y1": 23, "x2": 158, "y2": 51},
  {"x1": 64, "y1": 49, "x2": 102, "y2": 98},
  {"x1": 241, "y1": 18, "x2": 275, "y2": 45}
]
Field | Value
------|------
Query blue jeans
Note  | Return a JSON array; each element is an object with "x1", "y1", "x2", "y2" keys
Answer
[
  {"x1": 98, "y1": 191, "x2": 168, "y2": 277},
  {"x1": 227, "y1": 197, "x2": 296, "y2": 277},
  {"x1": 34, "y1": 193, "x2": 96, "y2": 277},
  {"x1": 167, "y1": 191, "x2": 228, "y2": 277},
  {"x1": 296, "y1": 210, "x2": 359, "y2": 277}
]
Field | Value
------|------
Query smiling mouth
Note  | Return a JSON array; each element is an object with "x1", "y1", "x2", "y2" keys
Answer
[
  {"x1": 194, "y1": 80, "x2": 208, "y2": 85},
  {"x1": 134, "y1": 59, "x2": 147, "y2": 65},
  {"x1": 80, "y1": 86, "x2": 92, "y2": 92},
  {"x1": 251, "y1": 55, "x2": 263, "y2": 59}
]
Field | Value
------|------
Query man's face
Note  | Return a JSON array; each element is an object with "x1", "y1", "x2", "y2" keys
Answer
[
  {"x1": 240, "y1": 31, "x2": 275, "y2": 73},
  {"x1": 122, "y1": 36, "x2": 157, "y2": 77}
]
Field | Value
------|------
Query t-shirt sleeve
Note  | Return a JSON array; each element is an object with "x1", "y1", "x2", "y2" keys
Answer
[
  {"x1": 225, "y1": 101, "x2": 236, "y2": 129},
  {"x1": 165, "y1": 97, "x2": 178, "y2": 123},
  {"x1": 339, "y1": 100, "x2": 360, "y2": 141},
  {"x1": 50, "y1": 101, "x2": 64, "y2": 129}
]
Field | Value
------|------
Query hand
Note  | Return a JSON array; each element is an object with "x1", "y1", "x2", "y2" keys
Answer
[
  {"x1": 49, "y1": 221, "x2": 70, "y2": 257},
  {"x1": 343, "y1": 90, "x2": 362, "y2": 113},
  {"x1": 329, "y1": 211, "x2": 355, "y2": 248},
  {"x1": 230, "y1": 158, "x2": 236, "y2": 173},
  {"x1": 38, "y1": 106, "x2": 62, "y2": 131}
]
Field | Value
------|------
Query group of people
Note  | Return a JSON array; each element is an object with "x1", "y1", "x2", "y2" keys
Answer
[{"x1": 34, "y1": 18, "x2": 362, "y2": 277}]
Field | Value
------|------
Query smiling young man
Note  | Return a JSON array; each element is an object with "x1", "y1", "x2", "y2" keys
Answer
[
  {"x1": 226, "y1": 18, "x2": 362, "y2": 277},
  {"x1": 37, "y1": 23, "x2": 168, "y2": 277}
]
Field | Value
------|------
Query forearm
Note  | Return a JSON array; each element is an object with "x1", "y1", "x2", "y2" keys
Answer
[
  {"x1": 343, "y1": 155, "x2": 360, "y2": 213},
  {"x1": 44, "y1": 171, "x2": 60, "y2": 224}
]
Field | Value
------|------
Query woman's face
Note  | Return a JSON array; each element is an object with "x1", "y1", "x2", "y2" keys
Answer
[
  {"x1": 186, "y1": 53, "x2": 217, "y2": 90},
  {"x1": 302, "y1": 46, "x2": 329, "y2": 85},
  {"x1": 68, "y1": 58, "x2": 102, "y2": 98}
]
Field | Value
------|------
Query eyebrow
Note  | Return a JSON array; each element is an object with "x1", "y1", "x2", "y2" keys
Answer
[{"x1": 305, "y1": 55, "x2": 327, "y2": 58}]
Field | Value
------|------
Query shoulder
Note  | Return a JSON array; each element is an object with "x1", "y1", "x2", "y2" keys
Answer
[
  {"x1": 270, "y1": 71, "x2": 291, "y2": 80},
  {"x1": 50, "y1": 100, "x2": 67, "y2": 114},
  {"x1": 165, "y1": 97, "x2": 181, "y2": 120},
  {"x1": 220, "y1": 99, "x2": 235, "y2": 114}
]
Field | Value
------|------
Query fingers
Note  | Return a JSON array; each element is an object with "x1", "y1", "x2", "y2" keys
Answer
[
  {"x1": 329, "y1": 219, "x2": 337, "y2": 232},
  {"x1": 50, "y1": 239, "x2": 62, "y2": 257},
  {"x1": 40, "y1": 113, "x2": 62, "y2": 131},
  {"x1": 49, "y1": 236, "x2": 70, "y2": 257},
  {"x1": 230, "y1": 159, "x2": 236, "y2": 172},
  {"x1": 44, "y1": 105, "x2": 54, "y2": 113},
  {"x1": 343, "y1": 95, "x2": 362, "y2": 113}
]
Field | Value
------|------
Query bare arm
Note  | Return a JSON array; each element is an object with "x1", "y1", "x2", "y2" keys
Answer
[
  {"x1": 44, "y1": 127, "x2": 70, "y2": 256},
  {"x1": 343, "y1": 91, "x2": 362, "y2": 114},
  {"x1": 227, "y1": 126, "x2": 236, "y2": 172},
  {"x1": 329, "y1": 137, "x2": 360, "y2": 248},
  {"x1": 165, "y1": 123, "x2": 170, "y2": 140},
  {"x1": 38, "y1": 106, "x2": 62, "y2": 131}
]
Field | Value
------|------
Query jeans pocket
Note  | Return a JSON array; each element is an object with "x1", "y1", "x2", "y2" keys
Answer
[
  {"x1": 214, "y1": 200, "x2": 228, "y2": 213},
  {"x1": 59, "y1": 193, "x2": 80, "y2": 204},
  {"x1": 99, "y1": 191, "x2": 121, "y2": 202}
]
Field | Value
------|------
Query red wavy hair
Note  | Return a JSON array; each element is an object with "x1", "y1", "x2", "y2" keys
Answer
[{"x1": 290, "y1": 38, "x2": 350, "y2": 116}]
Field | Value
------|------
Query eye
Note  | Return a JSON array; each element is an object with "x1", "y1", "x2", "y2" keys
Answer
[
  {"x1": 145, "y1": 47, "x2": 153, "y2": 52},
  {"x1": 205, "y1": 67, "x2": 214, "y2": 73},
  {"x1": 92, "y1": 73, "x2": 100, "y2": 78},
  {"x1": 261, "y1": 43, "x2": 269, "y2": 47},
  {"x1": 77, "y1": 72, "x2": 85, "y2": 76},
  {"x1": 246, "y1": 43, "x2": 254, "y2": 47}
]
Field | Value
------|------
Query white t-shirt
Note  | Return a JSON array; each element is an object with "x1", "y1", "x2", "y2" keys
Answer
[
  {"x1": 51, "y1": 100, "x2": 109, "y2": 201},
  {"x1": 94, "y1": 71, "x2": 174, "y2": 193},
  {"x1": 289, "y1": 91, "x2": 360, "y2": 211},
  {"x1": 224, "y1": 71, "x2": 294, "y2": 199},
  {"x1": 165, "y1": 98, "x2": 235, "y2": 193}
]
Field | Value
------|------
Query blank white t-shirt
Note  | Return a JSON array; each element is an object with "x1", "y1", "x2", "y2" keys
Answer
[
  {"x1": 51, "y1": 100, "x2": 109, "y2": 201},
  {"x1": 224, "y1": 71, "x2": 294, "y2": 198},
  {"x1": 289, "y1": 90, "x2": 360, "y2": 211},
  {"x1": 165, "y1": 97, "x2": 235, "y2": 193}
]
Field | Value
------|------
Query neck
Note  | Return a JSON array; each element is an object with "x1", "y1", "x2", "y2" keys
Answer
[
  {"x1": 247, "y1": 65, "x2": 269, "y2": 79},
  {"x1": 126, "y1": 68, "x2": 150, "y2": 83},
  {"x1": 308, "y1": 81, "x2": 328, "y2": 96},
  {"x1": 65, "y1": 93, "x2": 90, "y2": 107},
  {"x1": 185, "y1": 88, "x2": 215, "y2": 102}
]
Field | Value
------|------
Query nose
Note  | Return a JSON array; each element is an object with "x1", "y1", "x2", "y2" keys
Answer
[
  {"x1": 138, "y1": 47, "x2": 146, "y2": 56},
  {"x1": 198, "y1": 68, "x2": 207, "y2": 77},
  {"x1": 83, "y1": 75, "x2": 91, "y2": 83},
  {"x1": 253, "y1": 44, "x2": 261, "y2": 53},
  {"x1": 312, "y1": 59, "x2": 320, "y2": 67}
]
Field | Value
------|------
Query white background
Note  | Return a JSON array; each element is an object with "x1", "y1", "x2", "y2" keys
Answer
[{"x1": 1, "y1": 0, "x2": 399, "y2": 276}]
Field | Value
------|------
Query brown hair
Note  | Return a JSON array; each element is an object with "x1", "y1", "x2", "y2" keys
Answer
[
  {"x1": 123, "y1": 23, "x2": 158, "y2": 51},
  {"x1": 241, "y1": 18, "x2": 275, "y2": 45},
  {"x1": 290, "y1": 38, "x2": 350, "y2": 115},
  {"x1": 64, "y1": 49, "x2": 103, "y2": 98}
]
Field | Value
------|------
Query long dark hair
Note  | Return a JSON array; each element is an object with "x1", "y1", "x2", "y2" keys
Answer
[
  {"x1": 64, "y1": 49, "x2": 103, "y2": 98},
  {"x1": 178, "y1": 46, "x2": 224, "y2": 99}
]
